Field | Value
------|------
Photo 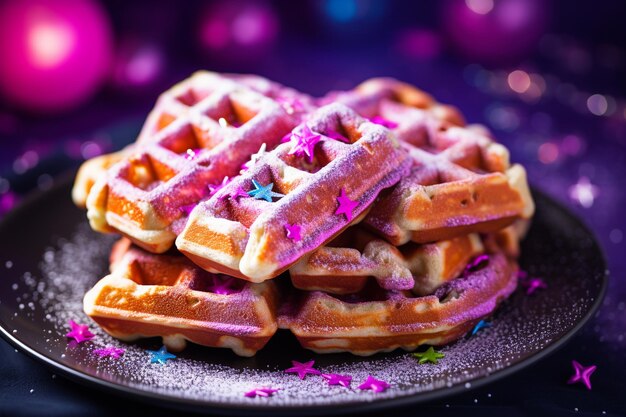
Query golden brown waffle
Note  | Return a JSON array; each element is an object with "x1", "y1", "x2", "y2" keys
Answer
[
  {"x1": 83, "y1": 239, "x2": 279, "y2": 357},
  {"x1": 85, "y1": 71, "x2": 308, "y2": 252},
  {"x1": 176, "y1": 103, "x2": 411, "y2": 282},
  {"x1": 279, "y1": 251, "x2": 518, "y2": 356},
  {"x1": 290, "y1": 227, "x2": 484, "y2": 295}
]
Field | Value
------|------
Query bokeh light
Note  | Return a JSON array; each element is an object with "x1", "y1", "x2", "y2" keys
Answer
[{"x1": 0, "y1": 0, "x2": 114, "y2": 112}]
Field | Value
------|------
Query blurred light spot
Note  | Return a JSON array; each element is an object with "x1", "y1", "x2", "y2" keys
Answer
[
  {"x1": 568, "y1": 176, "x2": 599, "y2": 208},
  {"x1": 610, "y1": 228, "x2": 623, "y2": 244},
  {"x1": 202, "y1": 20, "x2": 230, "y2": 49},
  {"x1": 325, "y1": 0, "x2": 357, "y2": 22},
  {"x1": 123, "y1": 46, "x2": 162, "y2": 86},
  {"x1": 465, "y1": 0, "x2": 494, "y2": 14},
  {"x1": 560, "y1": 134, "x2": 585, "y2": 156},
  {"x1": 232, "y1": 7, "x2": 277, "y2": 45},
  {"x1": 486, "y1": 105, "x2": 520, "y2": 132},
  {"x1": 0, "y1": 177, "x2": 9, "y2": 194},
  {"x1": 587, "y1": 94, "x2": 608, "y2": 116},
  {"x1": 537, "y1": 142, "x2": 559, "y2": 164},
  {"x1": 0, "y1": 192, "x2": 17, "y2": 215},
  {"x1": 507, "y1": 70, "x2": 531, "y2": 93},
  {"x1": 37, "y1": 174, "x2": 54, "y2": 191},
  {"x1": 13, "y1": 151, "x2": 39, "y2": 174},
  {"x1": 27, "y1": 17, "x2": 75, "y2": 68},
  {"x1": 80, "y1": 141, "x2": 103, "y2": 159}
]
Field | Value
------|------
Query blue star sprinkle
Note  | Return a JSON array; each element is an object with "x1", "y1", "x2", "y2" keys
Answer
[
  {"x1": 247, "y1": 179, "x2": 284, "y2": 202},
  {"x1": 147, "y1": 345, "x2": 177, "y2": 365},
  {"x1": 471, "y1": 319, "x2": 492, "y2": 336}
]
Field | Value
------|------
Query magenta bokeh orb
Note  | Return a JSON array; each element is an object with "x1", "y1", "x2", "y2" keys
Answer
[
  {"x1": 198, "y1": 0, "x2": 278, "y2": 62},
  {"x1": 0, "y1": 0, "x2": 114, "y2": 113},
  {"x1": 112, "y1": 38, "x2": 164, "y2": 90},
  {"x1": 441, "y1": 0, "x2": 548, "y2": 65}
]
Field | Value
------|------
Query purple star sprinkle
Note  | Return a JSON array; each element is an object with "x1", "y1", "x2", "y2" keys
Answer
[
  {"x1": 369, "y1": 115, "x2": 398, "y2": 129},
  {"x1": 65, "y1": 320, "x2": 95, "y2": 344},
  {"x1": 244, "y1": 387, "x2": 279, "y2": 398},
  {"x1": 358, "y1": 375, "x2": 390, "y2": 393},
  {"x1": 208, "y1": 176, "x2": 230, "y2": 197},
  {"x1": 568, "y1": 360, "x2": 596, "y2": 390},
  {"x1": 218, "y1": 186, "x2": 249, "y2": 201},
  {"x1": 524, "y1": 277, "x2": 547, "y2": 295},
  {"x1": 288, "y1": 124, "x2": 321, "y2": 163},
  {"x1": 284, "y1": 360, "x2": 321, "y2": 380},
  {"x1": 93, "y1": 346, "x2": 125, "y2": 359},
  {"x1": 322, "y1": 373, "x2": 352, "y2": 388},
  {"x1": 284, "y1": 223, "x2": 302, "y2": 241},
  {"x1": 335, "y1": 188, "x2": 359, "y2": 221}
]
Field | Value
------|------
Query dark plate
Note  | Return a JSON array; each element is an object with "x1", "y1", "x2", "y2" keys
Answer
[{"x1": 0, "y1": 177, "x2": 607, "y2": 415}]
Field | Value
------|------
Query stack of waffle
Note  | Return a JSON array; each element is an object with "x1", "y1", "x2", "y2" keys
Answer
[{"x1": 76, "y1": 72, "x2": 534, "y2": 357}]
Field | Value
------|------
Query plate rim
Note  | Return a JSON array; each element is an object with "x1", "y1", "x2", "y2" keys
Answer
[{"x1": 0, "y1": 178, "x2": 609, "y2": 415}]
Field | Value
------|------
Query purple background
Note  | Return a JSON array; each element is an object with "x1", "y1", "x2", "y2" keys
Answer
[{"x1": 0, "y1": 1, "x2": 624, "y2": 415}]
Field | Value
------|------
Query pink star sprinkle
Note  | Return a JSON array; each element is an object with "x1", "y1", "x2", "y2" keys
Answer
[
  {"x1": 568, "y1": 360, "x2": 596, "y2": 390},
  {"x1": 218, "y1": 186, "x2": 249, "y2": 202},
  {"x1": 335, "y1": 188, "x2": 358, "y2": 221},
  {"x1": 93, "y1": 346, "x2": 125, "y2": 359},
  {"x1": 288, "y1": 124, "x2": 321, "y2": 163},
  {"x1": 244, "y1": 387, "x2": 279, "y2": 398},
  {"x1": 369, "y1": 116, "x2": 398, "y2": 129},
  {"x1": 284, "y1": 360, "x2": 321, "y2": 379},
  {"x1": 284, "y1": 223, "x2": 302, "y2": 241},
  {"x1": 322, "y1": 373, "x2": 352, "y2": 388},
  {"x1": 208, "y1": 177, "x2": 231, "y2": 197},
  {"x1": 65, "y1": 320, "x2": 95, "y2": 344},
  {"x1": 523, "y1": 277, "x2": 547, "y2": 295},
  {"x1": 358, "y1": 375, "x2": 390, "y2": 393}
]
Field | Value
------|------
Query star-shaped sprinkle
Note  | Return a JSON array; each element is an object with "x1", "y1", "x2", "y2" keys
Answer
[
  {"x1": 147, "y1": 345, "x2": 176, "y2": 364},
  {"x1": 568, "y1": 176, "x2": 599, "y2": 208},
  {"x1": 288, "y1": 124, "x2": 322, "y2": 163},
  {"x1": 93, "y1": 346, "x2": 125, "y2": 359},
  {"x1": 244, "y1": 387, "x2": 279, "y2": 398},
  {"x1": 65, "y1": 320, "x2": 95, "y2": 344},
  {"x1": 209, "y1": 275, "x2": 240, "y2": 295},
  {"x1": 218, "y1": 186, "x2": 249, "y2": 201},
  {"x1": 369, "y1": 116, "x2": 398, "y2": 129},
  {"x1": 523, "y1": 277, "x2": 547, "y2": 295},
  {"x1": 284, "y1": 360, "x2": 321, "y2": 379},
  {"x1": 284, "y1": 223, "x2": 301, "y2": 241},
  {"x1": 412, "y1": 346, "x2": 445, "y2": 364},
  {"x1": 567, "y1": 360, "x2": 596, "y2": 390},
  {"x1": 208, "y1": 176, "x2": 231, "y2": 197},
  {"x1": 247, "y1": 179, "x2": 284, "y2": 202},
  {"x1": 335, "y1": 188, "x2": 358, "y2": 221},
  {"x1": 322, "y1": 373, "x2": 352, "y2": 388},
  {"x1": 241, "y1": 143, "x2": 267, "y2": 172},
  {"x1": 471, "y1": 319, "x2": 492, "y2": 336},
  {"x1": 357, "y1": 375, "x2": 390, "y2": 393}
]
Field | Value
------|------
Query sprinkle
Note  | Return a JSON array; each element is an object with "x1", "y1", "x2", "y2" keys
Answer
[
  {"x1": 288, "y1": 124, "x2": 322, "y2": 163},
  {"x1": 284, "y1": 223, "x2": 302, "y2": 241},
  {"x1": 471, "y1": 320, "x2": 492, "y2": 336},
  {"x1": 147, "y1": 345, "x2": 176, "y2": 365},
  {"x1": 218, "y1": 186, "x2": 249, "y2": 201},
  {"x1": 65, "y1": 320, "x2": 95, "y2": 344},
  {"x1": 322, "y1": 373, "x2": 352, "y2": 388},
  {"x1": 325, "y1": 130, "x2": 350, "y2": 143},
  {"x1": 412, "y1": 346, "x2": 445, "y2": 364},
  {"x1": 241, "y1": 143, "x2": 267, "y2": 172},
  {"x1": 567, "y1": 360, "x2": 596, "y2": 390},
  {"x1": 369, "y1": 115, "x2": 398, "y2": 129},
  {"x1": 335, "y1": 188, "x2": 358, "y2": 221},
  {"x1": 247, "y1": 180, "x2": 284, "y2": 202},
  {"x1": 523, "y1": 277, "x2": 547, "y2": 295},
  {"x1": 93, "y1": 346, "x2": 125, "y2": 359},
  {"x1": 284, "y1": 360, "x2": 321, "y2": 380},
  {"x1": 208, "y1": 177, "x2": 230, "y2": 197},
  {"x1": 244, "y1": 387, "x2": 279, "y2": 398},
  {"x1": 357, "y1": 375, "x2": 390, "y2": 393}
]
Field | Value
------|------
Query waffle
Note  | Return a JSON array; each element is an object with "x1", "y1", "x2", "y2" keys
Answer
[
  {"x1": 290, "y1": 227, "x2": 484, "y2": 295},
  {"x1": 321, "y1": 77, "x2": 466, "y2": 135},
  {"x1": 85, "y1": 71, "x2": 307, "y2": 252},
  {"x1": 72, "y1": 148, "x2": 132, "y2": 208},
  {"x1": 176, "y1": 103, "x2": 411, "y2": 282},
  {"x1": 83, "y1": 239, "x2": 279, "y2": 357},
  {"x1": 279, "y1": 251, "x2": 518, "y2": 356}
]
